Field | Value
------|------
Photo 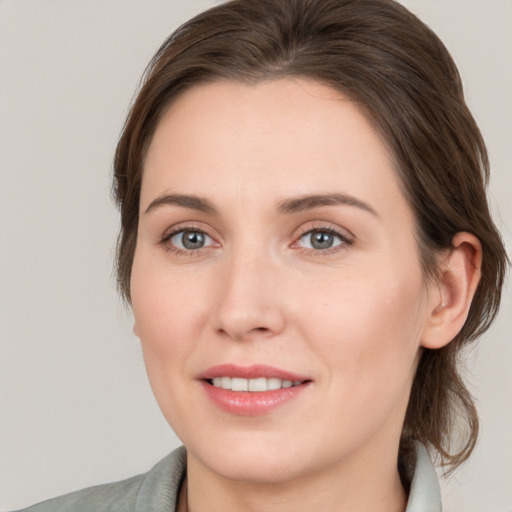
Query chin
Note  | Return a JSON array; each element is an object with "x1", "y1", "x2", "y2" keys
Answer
[
  {"x1": 204, "y1": 451, "x2": 307, "y2": 484},
  {"x1": 185, "y1": 430, "x2": 315, "y2": 484}
]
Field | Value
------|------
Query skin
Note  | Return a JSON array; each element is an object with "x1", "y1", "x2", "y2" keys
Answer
[{"x1": 131, "y1": 78, "x2": 481, "y2": 512}]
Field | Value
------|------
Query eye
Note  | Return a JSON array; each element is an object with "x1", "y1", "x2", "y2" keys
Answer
[
  {"x1": 169, "y1": 229, "x2": 214, "y2": 250},
  {"x1": 297, "y1": 229, "x2": 345, "y2": 250}
]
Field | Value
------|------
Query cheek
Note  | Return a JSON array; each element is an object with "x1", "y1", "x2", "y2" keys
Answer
[
  {"x1": 299, "y1": 263, "x2": 426, "y2": 388},
  {"x1": 295, "y1": 271, "x2": 426, "y2": 449},
  {"x1": 130, "y1": 258, "x2": 215, "y2": 436},
  {"x1": 130, "y1": 252, "x2": 212, "y2": 378}
]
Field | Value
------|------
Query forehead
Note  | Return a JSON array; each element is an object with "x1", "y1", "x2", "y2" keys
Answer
[{"x1": 142, "y1": 78, "x2": 409, "y2": 224}]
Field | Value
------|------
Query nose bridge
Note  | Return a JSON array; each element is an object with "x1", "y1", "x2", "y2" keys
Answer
[{"x1": 211, "y1": 239, "x2": 285, "y2": 340}]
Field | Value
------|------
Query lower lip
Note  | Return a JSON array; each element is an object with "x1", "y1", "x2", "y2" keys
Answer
[{"x1": 201, "y1": 381, "x2": 309, "y2": 416}]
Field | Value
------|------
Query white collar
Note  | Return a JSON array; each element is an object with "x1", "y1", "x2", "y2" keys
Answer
[{"x1": 405, "y1": 442, "x2": 442, "y2": 511}]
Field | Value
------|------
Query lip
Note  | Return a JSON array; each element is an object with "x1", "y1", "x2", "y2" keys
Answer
[
  {"x1": 197, "y1": 364, "x2": 312, "y2": 416},
  {"x1": 197, "y1": 363, "x2": 310, "y2": 382}
]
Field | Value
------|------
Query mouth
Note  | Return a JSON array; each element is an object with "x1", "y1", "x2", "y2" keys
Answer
[
  {"x1": 198, "y1": 364, "x2": 312, "y2": 415},
  {"x1": 198, "y1": 363, "x2": 311, "y2": 388},
  {"x1": 206, "y1": 376, "x2": 306, "y2": 392}
]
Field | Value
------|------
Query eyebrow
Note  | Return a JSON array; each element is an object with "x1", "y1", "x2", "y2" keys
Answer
[
  {"x1": 277, "y1": 193, "x2": 378, "y2": 217},
  {"x1": 144, "y1": 192, "x2": 378, "y2": 217},
  {"x1": 145, "y1": 194, "x2": 216, "y2": 214}
]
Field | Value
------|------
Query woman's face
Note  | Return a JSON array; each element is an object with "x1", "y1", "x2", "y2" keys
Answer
[{"x1": 131, "y1": 79, "x2": 435, "y2": 483}]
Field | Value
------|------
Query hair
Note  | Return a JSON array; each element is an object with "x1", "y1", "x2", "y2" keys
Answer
[{"x1": 112, "y1": 0, "x2": 508, "y2": 474}]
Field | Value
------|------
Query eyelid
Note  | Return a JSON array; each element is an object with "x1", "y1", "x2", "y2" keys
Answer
[
  {"x1": 160, "y1": 221, "x2": 214, "y2": 242},
  {"x1": 293, "y1": 222, "x2": 354, "y2": 242}
]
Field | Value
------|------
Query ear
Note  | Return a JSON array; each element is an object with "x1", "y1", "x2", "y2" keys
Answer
[
  {"x1": 421, "y1": 232, "x2": 482, "y2": 349},
  {"x1": 133, "y1": 321, "x2": 140, "y2": 339}
]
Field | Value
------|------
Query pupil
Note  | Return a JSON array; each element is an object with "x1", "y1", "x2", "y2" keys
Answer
[
  {"x1": 183, "y1": 231, "x2": 204, "y2": 249},
  {"x1": 312, "y1": 232, "x2": 333, "y2": 249}
]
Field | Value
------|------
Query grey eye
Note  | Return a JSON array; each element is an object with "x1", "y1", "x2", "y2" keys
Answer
[
  {"x1": 299, "y1": 230, "x2": 343, "y2": 250},
  {"x1": 170, "y1": 230, "x2": 212, "y2": 250}
]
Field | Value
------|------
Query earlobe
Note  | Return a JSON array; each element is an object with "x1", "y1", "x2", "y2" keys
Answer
[
  {"x1": 421, "y1": 232, "x2": 482, "y2": 349},
  {"x1": 133, "y1": 322, "x2": 140, "y2": 339}
]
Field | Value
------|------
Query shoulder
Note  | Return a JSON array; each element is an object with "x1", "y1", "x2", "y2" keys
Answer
[
  {"x1": 12, "y1": 473, "x2": 146, "y2": 512},
  {"x1": 9, "y1": 447, "x2": 187, "y2": 512}
]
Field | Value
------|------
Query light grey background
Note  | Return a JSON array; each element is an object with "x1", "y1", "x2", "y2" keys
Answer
[{"x1": 0, "y1": 1, "x2": 510, "y2": 510}]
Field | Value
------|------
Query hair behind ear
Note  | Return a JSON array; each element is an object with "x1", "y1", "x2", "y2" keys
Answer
[
  {"x1": 404, "y1": 344, "x2": 479, "y2": 474},
  {"x1": 406, "y1": 233, "x2": 483, "y2": 473}
]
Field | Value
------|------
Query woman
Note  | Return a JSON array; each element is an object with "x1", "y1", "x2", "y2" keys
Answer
[{"x1": 11, "y1": 0, "x2": 507, "y2": 511}]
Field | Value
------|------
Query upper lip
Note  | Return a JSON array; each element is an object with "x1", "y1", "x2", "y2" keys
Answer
[{"x1": 197, "y1": 364, "x2": 311, "y2": 382}]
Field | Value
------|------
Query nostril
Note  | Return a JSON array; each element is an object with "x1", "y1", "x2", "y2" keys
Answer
[{"x1": 212, "y1": 305, "x2": 286, "y2": 341}]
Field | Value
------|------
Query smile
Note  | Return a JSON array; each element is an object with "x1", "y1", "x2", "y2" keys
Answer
[
  {"x1": 209, "y1": 377, "x2": 303, "y2": 391},
  {"x1": 198, "y1": 364, "x2": 312, "y2": 415}
]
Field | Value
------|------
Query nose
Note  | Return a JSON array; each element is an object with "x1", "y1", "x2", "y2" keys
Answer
[{"x1": 210, "y1": 248, "x2": 287, "y2": 342}]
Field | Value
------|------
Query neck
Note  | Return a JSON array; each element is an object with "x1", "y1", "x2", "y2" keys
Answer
[{"x1": 183, "y1": 443, "x2": 407, "y2": 512}]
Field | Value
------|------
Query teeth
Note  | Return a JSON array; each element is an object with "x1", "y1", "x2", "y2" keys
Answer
[
  {"x1": 231, "y1": 377, "x2": 248, "y2": 391},
  {"x1": 210, "y1": 377, "x2": 303, "y2": 392},
  {"x1": 248, "y1": 377, "x2": 267, "y2": 392},
  {"x1": 267, "y1": 378, "x2": 281, "y2": 390}
]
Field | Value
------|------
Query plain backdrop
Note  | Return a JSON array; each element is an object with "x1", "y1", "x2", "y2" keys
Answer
[{"x1": 0, "y1": 1, "x2": 510, "y2": 510}]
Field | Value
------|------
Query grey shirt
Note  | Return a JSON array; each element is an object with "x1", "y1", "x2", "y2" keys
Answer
[{"x1": 11, "y1": 442, "x2": 441, "y2": 512}]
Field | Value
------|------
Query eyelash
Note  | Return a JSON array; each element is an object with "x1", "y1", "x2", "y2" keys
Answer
[
  {"x1": 293, "y1": 225, "x2": 353, "y2": 256},
  {"x1": 159, "y1": 224, "x2": 353, "y2": 257},
  {"x1": 159, "y1": 224, "x2": 216, "y2": 257}
]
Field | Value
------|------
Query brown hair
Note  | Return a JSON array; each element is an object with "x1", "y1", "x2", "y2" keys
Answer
[{"x1": 113, "y1": 0, "x2": 508, "y2": 473}]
